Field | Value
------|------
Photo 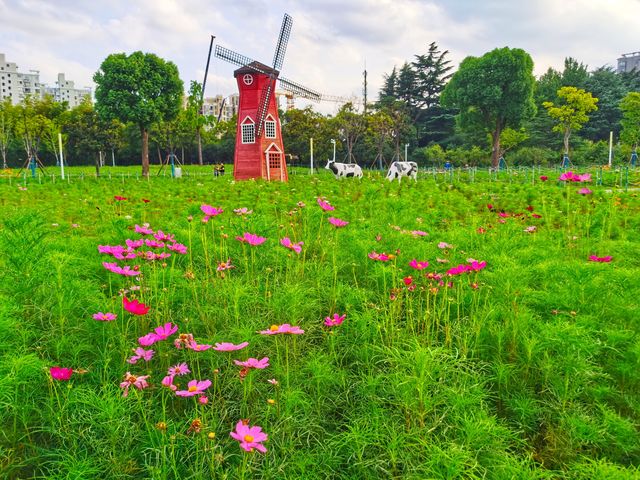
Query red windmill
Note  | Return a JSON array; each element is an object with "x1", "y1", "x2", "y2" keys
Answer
[{"x1": 215, "y1": 14, "x2": 322, "y2": 181}]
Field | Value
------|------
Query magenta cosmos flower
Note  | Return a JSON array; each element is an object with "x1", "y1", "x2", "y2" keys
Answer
[
  {"x1": 217, "y1": 258, "x2": 235, "y2": 271},
  {"x1": 201, "y1": 205, "x2": 223, "y2": 222},
  {"x1": 328, "y1": 217, "x2": 349, "y2": 227},
  {"x1": 317, "y1": 198, "x2": 335, "y2": 211},
  {"x1": 578, "y1": 188, "x2": 593, "y2": 195},
  {"x1": 280, "y1": 237, "x2": 303, "y2": 254},
  {"x1": 236, "y1": 232, "x2": 267, "y2": 246},
  {"x1": 123, "y1": 297, "x2": 150, "y2": 315},
  {"x1": 50, "y1": 366, "x2": 73, "y2": 381},
  {"x1": 135, "y1": 224, "x2": 154, "y2": 235},
  {"x1": 168, "y1": 362, "x2": 191, "y2": 376},
  {"x1": 213, "y1": 342, "x2": 249, "y2": 352},
  {"x1": 539, "y1": 175, "x2": 548, "y2": 181},
  {"x1": 409, "y1": 259, "x2": 429, "y2": 270},
  {"x1": 93, "y1": 312, "x2": 117, "y2": 321},
  {"x1": 259, "y1": 324, "x2": 305, "y2": 335},
  {"x1": 234, "y1": 357, "x2": 270, "y2": 369},
  {"x1": 324, "y1": 313, "x2": 346, "y2": 327},
  {"x1": 588, "y1": 255, "x2": 612, "y2": 263},
  {"x1": 368, "y1": 251, "x2": 392, "y2": 262},
  {"x1": 230, "y1": 420, "x2": 268, "y2": 453},
  {"x1": 120, "y1": 372, "x2": 150, "y2": 397},
  {"x1": 103, "y1": 262, "x2": 140, "y2": 277},
  {"x1": 233, "y1": 207, "x2": 253, "y2": 215},
  {"x1": 175, "y1": 379, "x2": 212, "y2": 397},
  {"x1": 127, "y1": 347, "x2": 154, "y2": 364}
]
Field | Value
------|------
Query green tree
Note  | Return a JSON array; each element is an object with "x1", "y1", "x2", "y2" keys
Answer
[
  {"x1": 333, "y1": 103, "x2": 366, "y2": 163},
  {"x1": 93, "y1": 51, "x2": 183, "y2": 177},
  {"x1": 282, "y1": 107, "x2": 331, "y2": 166},
  {"x1": 441, "y1": 47, "x2": 536, "y2": 168},
  {"x1": 619, "y1": 92, "x2": 640, "y2": 153},
  {"x1": 184, "y1": 81, "x2": 213, "y2": 165},
  {"x1": 0, "y1": 98, "x2": 15, "y2": 169},
  {"x1": 543, "y1": 86, "x2": 598, "y2": 155},
  {"x1": 582, "y1": 67, "x2": 627, "y2": 141}
]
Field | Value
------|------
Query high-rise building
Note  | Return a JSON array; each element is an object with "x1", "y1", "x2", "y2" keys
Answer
[
  {"x1": 0, "y1": 53, "x2": 90, "y2": 106},
  {"x1": 617, "y1": 52, "x2": 640, "y2": 73},
  {"x1": 202, "y1": 94, "x2": 239, "y2": 122}
]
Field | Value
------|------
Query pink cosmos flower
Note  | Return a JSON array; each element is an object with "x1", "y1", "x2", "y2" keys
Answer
[
  {"x1": 167, "y1": 243, "x2": 188, "y2": 254},
  {"x1": 268, "y1": 378, "x2": 279, "y2": 385},
  {"x1": 127, "y1": 347, "x2": 155, "y2": 364},
  {"x1": 588, "y1": 255, "x2": 612, "y2": 263},
  {"x1": 153, "y1": 230, "x2": 175, "y2": 243},
  {"x1": 175, "y1": 379, "x2": 212, "y2": 397},
  {"x1": 540, "y1": 175, "x2": 548, "y2": 181},
  {"x1": 524, "y1": 226, "x2": 537, "y2": 233},
  {"x1": 469, "y1": 260, "x2": 487, "y2": 271},
  {"x1": 168, "y1": 362, "x2": 190, "y2": 376},
  {"x1": 368, "y1": 251, "x2": 392, "y2": 262},
  {"x1": 144, "y1": 239, "x2": 165, "y2": 249},
  {"x1": 403, "y1": 276, "x2": 413, "y2": 286},
  {"x1": 411, "y1": 230, "x2": 428, "y2": 237},
  {"x1": 280, "y1": 237, "x2": 303, "y2": 254},
  {"x1": 103, "y1": 262, "x2": 141, "y2": 277},
  {"x1": 324, "y1": 313, "x2": 346, "y2": 327},
  {"x1": 134, "y1": 224, "x2": 154, "y2": 235},
  {"x1": 447, "y1": 264, "x2": 472, "y2": 276},
  {"x1": 213, "y1": 342, "x2": 249, "y2": 352},
  {"x1": 187, "y1": 340, "x2": 213, "y2": 352},
  {"x1": 234, "y1": 357, "x2": 270, "y2": 369},
  {"x1": 233, "y1": 207, "x2": 253, "y2": 215},
  {"x1": 199, "y1": 395, "x2": 209, "y2": 404},
  {"x1": 174, "y1": 333, "x2": 195, "y2": 349},
  {"x1": 328, "y1": 217, "x2": 349, "y2": 227},
  {"x1": 317, "y1": 198, "x2": 335, "y2": 211},
  {"x1": 578, "y1": 188, "x2": 592, "y2": 195},
  {"x1": 125, "y1": 238, "x2": 144, "y2": 249},
  {"x1": 259, "y1": 324, "x2": 305, "y2": 335},
  {"x1": 153, "y1": 322, "x2": 178, "y2": 341},
  {"x1": 201, "y1": 205, "x2": 224, "y2": 222},
  {"x1": 123, "y1": 297, "x2": 150, "y2": 315},
  {"x1": 50, "y1": 366, "x2": 73, "y2": 381},
  {"x1": 138, "y1": 333, "x2": 158, "y2": 346},
  {"x1": 93, "y1": 312, "x2": 117, "y2": 322},
  {"x1": 114, "y1": 196, "x2": 127, "y2": 201},
  {"x1": 409, "y1": 259, "x2": 429, "y2": 270},
  {"x1": 161, "y1": 375, "x2": 177, "y2": 391},
  {"x1": 230, "y1": 420, "x2": 268, "y2": 453},
  {"x1": 438, "y1": 242, "x2": 453, "y2": 249},
  {"x1": 120, "y1": 372, "x2": 150, "y2": 397},
  {"x1": 236, "y1": 232, "x2": 266, "y2": 246},
  {"x1": 532, "y1": 213, "x2": 542, "y2": 219},
  {"x1": 498, "y1": 212, "x2": 510, "y2": 218},
  {"x1": 217, "y1": 259, "x2": 235, "y2": 271}
]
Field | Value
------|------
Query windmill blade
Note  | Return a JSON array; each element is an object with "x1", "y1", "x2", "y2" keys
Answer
[
  {"x1": 278, "y1": 77, "x2": 322, "y2": 102},
  {"x1": 256, "y1": 78, "x2": 277, "y2": 137},
  {"x1": 272, "y1": 13, "x2": 293, "y2": 70},
  {"x1": 214, "y1": 45, "x2": 272, "y2": 76},
  {"x1": 321, "y1": 94, "x2": 362, "y2": 105}
]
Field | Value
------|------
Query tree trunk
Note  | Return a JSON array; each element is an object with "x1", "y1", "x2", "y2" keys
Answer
[
  {"x1": 563, "y1": 128, "x2": 571, "y2": 155},
  {"x1": 141, "y1": 126, "x2": 149, "y2": 177},
  {"x1": 197, "y1": 129, "x2": 203, "y2": 165},
  {"x1": 96, "y1": 152, "x2": 101, "y2": 177},
  {"x1": 491, "y1": 127, "x2": 502, "y2": 169},
  {"x1": 1, "y1": 148, "x2": 6, "y2": 169}
]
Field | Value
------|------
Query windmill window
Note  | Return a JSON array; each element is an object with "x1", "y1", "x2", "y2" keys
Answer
[
  {"x1": 265, "y1": 119, "x2": 276, "y2": 139},
  {"x1": 268, "y1": 152, "x2": 281, "y2": 169},
  {"x1": 241, "y1": 122, "x2": 255, "y2": 144}
]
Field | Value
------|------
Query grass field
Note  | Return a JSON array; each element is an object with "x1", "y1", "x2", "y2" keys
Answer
[{"x1": 1, "y1": 166, "x2": 639, "y2": 479}]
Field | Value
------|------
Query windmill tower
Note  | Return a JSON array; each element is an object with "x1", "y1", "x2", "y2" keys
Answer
[{"x1": 215, "y1": 14, "x2": 321, "y2": 181}]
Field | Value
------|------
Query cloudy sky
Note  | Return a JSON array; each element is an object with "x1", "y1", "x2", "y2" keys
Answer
[{"x1": 1, "y1": 0, "x2": 638, "y2": 114}]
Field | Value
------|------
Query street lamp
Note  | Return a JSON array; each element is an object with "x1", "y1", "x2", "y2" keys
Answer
[{"x1": 331, "y1": 139, "x2": 336, "y2": 163}]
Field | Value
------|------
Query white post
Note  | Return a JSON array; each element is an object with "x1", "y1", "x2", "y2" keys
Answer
[
  {"x1": 608, "y1": 131, "x2": 613, "y2": 167},
  {"x1": 310, "y1": 137, "x2": 314, "y2": 174},
  {"x1": 405, "y1": 143, "x2": 409, "y2": 161},
  {"x1": 331, "y1": 138, "x2": 336, "y2": 163},
  {"x1": 111, "y1": 148, "x2": 115, "y2": 167},
  {"x1": 58, "y1": 133, "x2": 65, "y2": 180}
]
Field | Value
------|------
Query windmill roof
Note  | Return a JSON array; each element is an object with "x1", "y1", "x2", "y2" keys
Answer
[{"x1": 234, "y1": 61, "x2": 279, "y2": 77}]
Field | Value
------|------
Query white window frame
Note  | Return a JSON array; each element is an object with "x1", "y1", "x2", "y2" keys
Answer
[
  {"x1": 241, "y1": 117, "x2": 255, "y2": 144},
  {"x1": 264, "y1": 115, "x2": 277, "y2": 139}
]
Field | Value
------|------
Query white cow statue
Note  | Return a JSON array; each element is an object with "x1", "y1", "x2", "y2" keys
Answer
[
  {"x1": 386, "y1": 161, "x2": 418, "y2": 182},
  {"x1": 325, "y1": 159, "x2": 363, "y2": 179}
]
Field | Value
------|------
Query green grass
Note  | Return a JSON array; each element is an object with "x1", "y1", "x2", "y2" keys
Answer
[{"x1": 0, "y1": 166, "x2": 639, "y2": 479}]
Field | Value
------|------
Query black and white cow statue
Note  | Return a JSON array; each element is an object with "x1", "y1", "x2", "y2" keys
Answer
[
  {"x1": 386, "y1": 161, "x2": 418, "y2": 182},
  {"x1": 325, "y1": 159, "x2": 363, "y2": 179}
]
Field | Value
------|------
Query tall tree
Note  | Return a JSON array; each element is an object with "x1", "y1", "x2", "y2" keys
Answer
[
  {"x1": 582, "y1": 67, "x2": 626, "y2": 141},
  {"x1": 185, "y1": 81, "x2": 212, "y2": 165},
  {"x1": 543, "y1": 86, "x2": 598, "y2": 155},
  {"x1": 441, "y1": 47, "x2": 536, "y2": 167},
  {"x1": 334, "y1": 103, "x2": 366, "y2": 163},
  {"x1": 93, "y1": 51, "x2": 183, "y2": 177},
  {"x1": 619, "y1": 92, "x2": 640, "y2": 154},
  {"x1": 0, "y1": 98, "x2": 14, "y2": 169}
]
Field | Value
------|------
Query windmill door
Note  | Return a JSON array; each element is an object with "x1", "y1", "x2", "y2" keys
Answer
[{"x1": 265, "y1": 143, "x2": 285, "y2": 181}]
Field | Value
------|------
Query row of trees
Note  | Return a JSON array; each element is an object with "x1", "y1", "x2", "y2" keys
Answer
[{"x1": 2, "y1": 47, "x2": 640, "y2": 174}]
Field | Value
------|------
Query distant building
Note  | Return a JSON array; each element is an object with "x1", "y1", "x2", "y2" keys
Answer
[
  {"x1": 44, "y1": 73, "x2": 91, "y2": 107},
  {"x1": 203, "y1": 94, "x2": 239, "y2": 122},
  {"x1": 0, "y1": 53, "x2": 90, "y2": 106},
  {"x1": 617, "y1": 52, "x2": 640, "y2": 73}
]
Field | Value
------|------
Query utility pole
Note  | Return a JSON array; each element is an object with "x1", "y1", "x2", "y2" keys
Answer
[{"x1": 363, "y1": 61, "x2": 368, "y2": 116}]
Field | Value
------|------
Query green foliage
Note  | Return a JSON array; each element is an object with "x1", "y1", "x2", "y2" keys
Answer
[
  {"x1": 543, "y1": 86, "x2": 598, "y2": 154},
  {"x1": 619, "y1": 92, "x2": 640, "y2": 150},
  {"x1": 442, "y1": 47, "x2": 536, "y2": 167}
]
